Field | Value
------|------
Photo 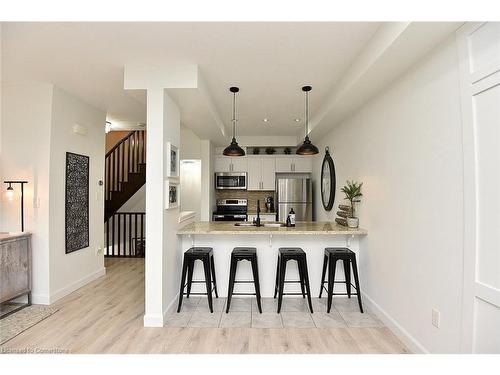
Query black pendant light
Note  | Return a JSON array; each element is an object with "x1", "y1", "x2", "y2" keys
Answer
[
  {"x1": 296, "y1": 85, "x2": 319, "y2": 155},
  {"x1": 223, "y1": 86, "x2": 245, "y2": 156}
]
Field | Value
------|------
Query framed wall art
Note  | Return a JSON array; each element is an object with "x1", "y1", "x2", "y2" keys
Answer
[
  {"x1": 165, "y1": 142, "x2": 179, "y2": 178},
  {"x1": 65, "y1": 152, "x2": 90, "y2": 254},
  {"x1": 164, "y1": 180, "x2": 180, "y2": 210}
]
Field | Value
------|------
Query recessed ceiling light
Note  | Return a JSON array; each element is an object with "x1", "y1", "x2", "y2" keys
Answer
[
  {"x1": 294, "y1": 118, "x2": 301, "y2": 122},
  {"x1": 263, "y1": 118, "x2": 269, "y2": 123}
]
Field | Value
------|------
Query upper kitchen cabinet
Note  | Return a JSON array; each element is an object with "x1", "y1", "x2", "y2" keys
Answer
[
  {"x1": 248, "y1": 157, "x2": 276, "y2": 190},
  {"x1": 214, "y1": 156, "x2": 248, "y2": 172},
  {"x1": 275, "y1": 156, "x2": 312, "y2": 173}
]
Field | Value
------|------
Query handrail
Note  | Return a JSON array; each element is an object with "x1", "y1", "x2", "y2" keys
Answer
[{"x1": 105, "y1": 131, "x2": 135, "y2": 158}]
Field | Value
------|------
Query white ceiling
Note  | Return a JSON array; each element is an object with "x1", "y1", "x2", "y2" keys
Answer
[{"x1": 1, "y1": 22, "x2": 381, "y2": 140}]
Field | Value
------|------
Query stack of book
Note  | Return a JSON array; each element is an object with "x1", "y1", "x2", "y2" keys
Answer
[{"x1": 335, "y1": 204, "x2": 352, "y2": 226}]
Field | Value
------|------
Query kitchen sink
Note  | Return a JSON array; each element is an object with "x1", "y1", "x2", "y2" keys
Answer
[
  {"x1": 234, "y1": 222, "x2": 256, "y2": 227},
  {"x1": 234, "y1": 222, "x2": 286, "y2": 228},
  {"x1": 262, "y1": 222, "x2": 286, "y2": 227}
]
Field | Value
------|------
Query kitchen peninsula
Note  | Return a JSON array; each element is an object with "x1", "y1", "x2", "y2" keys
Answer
[{"x1": 177, "y1": 221, "x2": 367, "y2": 297}]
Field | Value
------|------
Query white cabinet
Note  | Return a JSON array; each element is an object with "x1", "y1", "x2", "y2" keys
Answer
[
  {"x1": 261, "y1": 158, "x2": 276, "y2": 190},
  {"x1": 247, "y1": 157, "x2": 276, "y2": 191},
  {"x1": 214, "y1": 156, "x2": 248, "y2": 172},
  {"x1": 275, "y1": 157, "x2": 312, "y2": 173},
  {"x1": 293, "y1": 157, "x2": 313, "y2": 173}
]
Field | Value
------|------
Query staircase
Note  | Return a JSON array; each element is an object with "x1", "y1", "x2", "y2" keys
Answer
[{"x1": 105, "y1": 130, "x2": 146, "y2": 222}]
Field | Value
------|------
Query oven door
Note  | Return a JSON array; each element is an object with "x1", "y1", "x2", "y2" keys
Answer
[
  {"x1": 215, "y1": 173, "x2": 247, "y2": 190},
  {"x1": 212, "y1": 214, "x2": 248, "y2": 221}
]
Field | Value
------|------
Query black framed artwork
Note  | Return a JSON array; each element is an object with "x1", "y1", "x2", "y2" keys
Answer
[{"x1": 65, "y1": 152, "x2": 90, "y2": 253}]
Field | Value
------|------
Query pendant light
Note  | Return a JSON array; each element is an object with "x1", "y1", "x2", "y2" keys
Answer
[
  {"x1": 296, "y1": 85, "x2": 319, "y2": 155},
  {"x1": 223, "y1": 86, "x2": 245, "y2": 156}
]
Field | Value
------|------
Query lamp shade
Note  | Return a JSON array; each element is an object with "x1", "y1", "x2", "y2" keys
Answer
[
  {"x1": 296, "y1": 135, "x2": 319, "y2": 155},
  {"x1": 223, "y1": 138, "x2": 245, "y2": 156}
]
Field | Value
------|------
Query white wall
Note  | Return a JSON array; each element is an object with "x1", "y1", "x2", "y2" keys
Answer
[
  {"x1": 1, "y1": 82, "x2": 53, "y2": 303},
  {"x1": 313, "y1": 35, "x2": 464, "y2": 353},
  {"x1": 180, "y1": 160, "x2": 201, "y2": 220},
  {"x1": 180, "y1": 126, "x2": 201, "y2": 159},
  {"x1": 48, "y1": 86, "x2": 106, "y2": 301},
  {"x1": 0, "y1": 82, "x2": 106, "y2": 304}
]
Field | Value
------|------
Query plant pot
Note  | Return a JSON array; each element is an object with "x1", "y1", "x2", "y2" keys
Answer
[{"x1": 347, "y1": 217, "x2": 359, "y2": 228}]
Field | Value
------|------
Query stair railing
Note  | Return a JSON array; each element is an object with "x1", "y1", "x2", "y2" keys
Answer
[
  {"x1": 105, "y1": 130, "x2": 146, "y2": 202},
  {"x1": 105, "y1": 212, "x2": 145, "y2": 257}
]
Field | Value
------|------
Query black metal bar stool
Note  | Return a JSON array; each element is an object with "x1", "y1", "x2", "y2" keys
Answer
[
  {"x1": 177, "y1": 247, "x2": 218, "y2": 313},
  {"x1": 274, "y1": 247, "x2": 313, "y2": 313},
  {"x1": 319, "y1": 247, "x2": 363, "y2": 313},
  {"x1": 226, "y1": 247, "x2": 262, "y2": 313}
]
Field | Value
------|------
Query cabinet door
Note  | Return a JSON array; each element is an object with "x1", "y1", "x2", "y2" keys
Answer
[
  {"x1": 230, "y1": 157, "x2": 248, "y2": 172},
  {"x1": 247, "y1": 158, "x2": 262, "y2": 191},
  {"x1": 275, "y1": 157, "x2": 294, "y2": 172},
  {"x1": 261, "y1": 158, "x2": 276, "y2": 190},
  {"x1": 214, "y1": 157, "x2": 232, "y2": 172},
  {"x1": 293, "y1": 157, "x2": 313, "y2": 173}
]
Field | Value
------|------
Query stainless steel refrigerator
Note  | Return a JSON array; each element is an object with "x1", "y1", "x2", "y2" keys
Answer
[{"x1": 276, "y1": 175, "x2": 313, "y2": 222}]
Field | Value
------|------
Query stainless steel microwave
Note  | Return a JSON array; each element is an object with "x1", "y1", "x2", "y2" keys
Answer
[{"x1": 215, "y1": 172, "x2": 247, "y2": 190}]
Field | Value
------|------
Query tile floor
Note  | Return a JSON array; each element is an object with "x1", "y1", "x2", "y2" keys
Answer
[{"x1": 166, "y1": 297, "x2": 384, "y2": 329}]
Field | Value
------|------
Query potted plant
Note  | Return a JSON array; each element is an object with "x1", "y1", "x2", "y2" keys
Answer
[{"x1": 340, "y1": 180, "x2": 363, "y2": 228}]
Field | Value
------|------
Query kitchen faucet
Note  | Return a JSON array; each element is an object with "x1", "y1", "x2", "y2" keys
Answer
[{"x1": 254, "y1": 199, "x2": 261, "y2": 227}]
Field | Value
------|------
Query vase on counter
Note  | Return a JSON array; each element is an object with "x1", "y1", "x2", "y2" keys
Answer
[{"x1": 347, "y1": 217, "x2": 359, "y2": 228}]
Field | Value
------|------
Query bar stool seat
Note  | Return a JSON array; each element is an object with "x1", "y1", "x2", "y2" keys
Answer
[
  {"x1": 319, "y1": 247, "x2": 363, "y2": 313},
  {"x1": 274, "y1": 247, "x2": 313, "y2": 313},
  {"x1": 177, "y1": 247, "x2": 218, "y2": 313},
  {"x1": 226, "y1": 247, "x2": 262, "y2": 313}
]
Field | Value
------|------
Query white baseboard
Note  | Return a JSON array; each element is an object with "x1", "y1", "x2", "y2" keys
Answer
[
  {"x1": 31, "y1": 293, "x2": 50, "y2": 305},
  {"x1": 362, "y1": 292, "x2": 429, "y2": 354},
  {"x1": 143, "y1": 313, "x2": 165, "y2": 327},
  {"x1": 48, "y1": 267, "x2": 106, "y2": 304},
  {"x1": 143, "y1": 292, "x2": 180, "y2": 327}
]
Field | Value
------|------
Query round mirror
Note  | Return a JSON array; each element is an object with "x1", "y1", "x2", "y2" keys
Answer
[{"x1": 321, "y1": 147, "x2": 336, "y2": 211}]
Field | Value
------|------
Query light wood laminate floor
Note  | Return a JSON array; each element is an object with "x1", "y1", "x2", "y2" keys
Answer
[{"x1": 0, "y1": 258, "x2": 409, "y2": 354}]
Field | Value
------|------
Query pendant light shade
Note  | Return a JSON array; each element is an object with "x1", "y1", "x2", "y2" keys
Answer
[
  {"x1": 223, "y1": 86, "x2": 245, "y2": 157},
  {"x1": 296, "y1": 85, "x2": 319, "y2": 156}
]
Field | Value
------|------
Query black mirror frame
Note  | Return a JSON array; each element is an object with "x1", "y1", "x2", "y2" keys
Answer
[{"x1": 321, "y1": 147, "x2": 336, "y2": 211}]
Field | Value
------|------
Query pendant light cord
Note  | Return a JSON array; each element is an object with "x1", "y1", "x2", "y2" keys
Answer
[
  {"x1": 305, "y1": 90, "x2": 309, "y2": 137},
  {"x1": 232, "y1": 91, "x2": 236, "y2": 139}
]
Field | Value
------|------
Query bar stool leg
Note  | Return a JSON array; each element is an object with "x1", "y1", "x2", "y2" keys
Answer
[
  {"x1": 297, "y1": 259, "x2": 306, "y2": 298},
  {"x1": 351, "y1": 255, "x2": 364, "y2": 313},
  {"x1": 327, "y1": 257, "x2": 337, "y2": 313},
  {"x1": 277, "y1": 257, "x2": 287, "y2": 313},
  {"x1": 210, "y1": 253, "x2": 219, "y2": 298},
  {"x1": 186, "y1": 258, "x2": 194, "y2": 298},
  {"x1": 226, "y1": 256, "x2": 237, "y2": 313},
  {"x1": 301, "y1": 257, "x2": 314, "y2": 313},
  {"x1": 273, "y1": 255, "x2": 280, "y2": 299},
  {"x1": 250, "y1": 256, "x2": 263, "y2": 313},
  {"x1": 343, "y1": 259, "x2": 351, "y2": 298},
  {"x1": 177, "y1": 256, "x2": 189, "y2": 313},
  {"x1": 319, "y1": 254, "x2": 328, "y2": 298},
  {"x1": 202, "y1": 256, "x2": 214, "y2": 313}
]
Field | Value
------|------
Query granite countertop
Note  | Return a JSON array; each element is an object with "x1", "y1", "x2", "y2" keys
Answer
[
  {"x1": 177, "y1": 221, "x2": 367, "y2": 235},
  {"x1": 0, "y1": 232, "x2": 32, "y2": 242}
]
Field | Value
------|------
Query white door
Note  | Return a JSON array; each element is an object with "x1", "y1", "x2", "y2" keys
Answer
[
  {"x1": 293, "y1": 157, "x2": 313, "y2": 173},
  {"x1": 214, "y1": 157, "x2": 232, "y2": 172},
  {"x1": 276, "y1": 157, "x2": 294, "y2": 172},
  {"x1": 458, "y1": 22, "x2": 500, "y2": 353},
  {"x1": 247, "y1": 158, "x2": 262, "y2": 190},
  {"x1": 230, "y1": 157, "x2": 248, "y2": 172},
  {"x1": 261, "y1": 158, "x2": 276, "y2": 190}
]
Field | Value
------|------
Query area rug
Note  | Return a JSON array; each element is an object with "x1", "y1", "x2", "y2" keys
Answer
[{"x1": 0, "y1": 305, "x2": 59, "y2": 345}]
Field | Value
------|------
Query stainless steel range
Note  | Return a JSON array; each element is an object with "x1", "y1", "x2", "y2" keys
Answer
[{"x1": 212, "y1": 199, "x2": 248, "y2": 221}]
